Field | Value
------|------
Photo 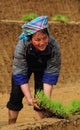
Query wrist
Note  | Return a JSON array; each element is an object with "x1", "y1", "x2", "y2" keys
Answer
[{"x1": 27, "y1": 98, "x2": 33, "y2": 105}]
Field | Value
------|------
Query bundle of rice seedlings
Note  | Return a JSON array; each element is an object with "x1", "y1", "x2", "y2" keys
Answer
[
  {"x1": 36, "y1": 91, "x2": 67, "y2": 118},
  {"x1": 36, "y1": 91, "x2": 80, "y2": 119}
]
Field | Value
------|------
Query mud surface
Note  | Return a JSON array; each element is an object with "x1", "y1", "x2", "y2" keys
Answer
[{"x1": 0, "y1": 84, "x2": 80, "y2": 129}]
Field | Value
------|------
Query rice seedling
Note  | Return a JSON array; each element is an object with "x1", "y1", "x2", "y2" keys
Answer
[
  {"x1": 66, "y1": 100, "x2": 80, "y2": 115},
  {"x1": 21, "y1": 13, "x2": 38, "y2": 21},
  {"x1": 51, "y1": 14, "x2": 69, "y2": 23}
]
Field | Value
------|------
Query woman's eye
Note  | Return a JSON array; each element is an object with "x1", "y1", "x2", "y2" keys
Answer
[
  {"x1": 43, "y1": 37, "x2": 46, "y2": 40},
  {"x1": 35, "y1": 39, "x2": 40, "y2": 42}
]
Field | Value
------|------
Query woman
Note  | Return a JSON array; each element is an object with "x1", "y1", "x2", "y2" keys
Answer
[{"x1": 7, "y1": 16, "x2": 61, "y2": 124}]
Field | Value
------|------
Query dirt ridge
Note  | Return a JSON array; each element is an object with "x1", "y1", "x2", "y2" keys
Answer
[{"x1": 0, "y1": 0, "x2": 80, "y2": 22}]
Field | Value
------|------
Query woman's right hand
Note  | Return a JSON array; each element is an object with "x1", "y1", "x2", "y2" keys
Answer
[{"x1": 28, "y1": 98, "x2": 40, "y2": 109}]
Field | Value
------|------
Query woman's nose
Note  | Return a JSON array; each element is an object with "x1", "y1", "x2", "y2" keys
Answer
[
  {"x1": 39, "y1": 42, "x2": 44, "y2": 46},
  {"x1": 39, "y1": 39, "x2": 45, "y2": 44}
]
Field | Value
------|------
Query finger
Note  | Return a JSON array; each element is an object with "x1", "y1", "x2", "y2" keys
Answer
[
  {"x1": 32, "y1": 99, "x2": 38, "y2": 103},
  {"x1": 33, "y1": 103, "x2": 41, "y2": 109}
]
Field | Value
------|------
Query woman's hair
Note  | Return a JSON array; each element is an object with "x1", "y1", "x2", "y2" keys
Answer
[
  {"x1": 38, "y1": 28, "x2": 49, "y2": 36},
  {"x1": 28, "y1": 28, "x2": 49, "y2": 41}
]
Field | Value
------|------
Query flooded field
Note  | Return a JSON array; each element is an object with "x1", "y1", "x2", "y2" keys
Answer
[
  {"x1": 0, "y1": 0, "x2": 80, "y2": 129},
  {"x1": 0, "y1": 83, "x2": 80, "y2": 130}
]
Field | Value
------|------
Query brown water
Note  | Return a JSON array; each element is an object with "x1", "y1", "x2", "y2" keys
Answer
[{"x1": 0, "y1": 83, "x2": 80, "y2": 130}]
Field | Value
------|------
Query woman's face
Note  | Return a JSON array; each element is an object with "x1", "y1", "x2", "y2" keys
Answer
[{"x1": 30, "y1": 31, "x2": 49, "y2": 51}]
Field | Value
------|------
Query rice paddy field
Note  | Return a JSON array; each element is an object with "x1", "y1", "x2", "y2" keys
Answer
[{"x1": 0, "y1": 0, "x2": 80, "y2": 129}]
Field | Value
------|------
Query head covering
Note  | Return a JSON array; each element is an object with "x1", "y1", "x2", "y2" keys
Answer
[{"x1": 19, "y1": 16, "x2": 49, "y2": 41}]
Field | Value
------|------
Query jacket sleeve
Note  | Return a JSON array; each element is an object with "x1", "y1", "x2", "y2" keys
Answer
[
  {"x1": 12, "y1": 40, "x2": 28, "y2": 85},
  {"x1": 42, "y1": 38, "x2": 61, "y2": 85}
]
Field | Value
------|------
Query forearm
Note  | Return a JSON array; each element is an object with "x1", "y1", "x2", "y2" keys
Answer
[{"x1": 20, "y1": 83, "x2": 32, "y2": 104}]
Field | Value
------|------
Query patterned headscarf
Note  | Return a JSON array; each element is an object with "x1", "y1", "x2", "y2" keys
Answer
[{"x1": 19, "y1": 16, "x2": 49, "y2": 41}]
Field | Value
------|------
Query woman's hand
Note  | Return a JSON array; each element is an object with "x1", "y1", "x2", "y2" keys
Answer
[
  {"x1": 20, "y1": 84, "x2": 41, "y2": 109},
  {"x1": 28, "y1": 98, "x2": 40, "y2": 109}
]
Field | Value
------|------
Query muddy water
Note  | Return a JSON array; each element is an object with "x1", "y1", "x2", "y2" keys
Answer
[
  {"x1": 0, "y1": 118, "x2": 80, "y2": 130},
  {"x1": 0, "y1": 82, "x2": 80, "y2": 130}
]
